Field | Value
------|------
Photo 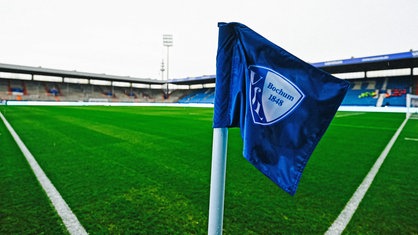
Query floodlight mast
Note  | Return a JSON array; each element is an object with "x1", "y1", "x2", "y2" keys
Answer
[{"x1": 163, "y1": 34, "x2": 173, "y2": 99}]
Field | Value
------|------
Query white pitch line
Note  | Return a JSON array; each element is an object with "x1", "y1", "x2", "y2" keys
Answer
[
  {"x1": 0, "y1": 112, "x2": 87, "y2": 235},
  {"x1": 325, "y1": 117, "x2": 408, "y2": 235},
  {"x1": 404, "y1": 137, "x2": 418, "y2": 141},
  {"x1": 335, "y1": 112, "x2": 365, "y2": 118}
]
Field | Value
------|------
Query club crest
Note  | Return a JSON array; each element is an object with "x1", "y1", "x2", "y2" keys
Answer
[{"x1": 249, "y1": 65, "x2": 305, "y2": 125}]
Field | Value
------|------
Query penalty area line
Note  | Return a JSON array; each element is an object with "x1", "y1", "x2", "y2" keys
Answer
[
  {"x1": 335, "y1": 112, "x2": 365, "y2": 118},
  {"x1": 0, "y1": 112, "x2": 87, "y2": 235},
  {"x1": 325, "y1": 117, "x2": 408, "y2": 235}
]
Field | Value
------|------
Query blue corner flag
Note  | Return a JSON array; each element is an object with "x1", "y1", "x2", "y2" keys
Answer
[{"x1": 213, "y1": 22, "x2": 349, "y2": 195}]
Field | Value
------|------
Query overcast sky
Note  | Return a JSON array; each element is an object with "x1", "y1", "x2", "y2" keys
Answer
[{"x1": 1, "y1": 0, "x2": 417, "y2": 80}]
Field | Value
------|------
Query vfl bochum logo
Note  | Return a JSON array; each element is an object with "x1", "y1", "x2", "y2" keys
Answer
[{"x1": 249, "y1": 65, "x2": 305, "y2": 125}]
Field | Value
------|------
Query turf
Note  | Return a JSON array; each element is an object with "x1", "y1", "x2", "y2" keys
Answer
[
  {"x1": 0, "y1": 110, "x2": 67, "y2": 234},
  {"x1": 343, "y1": 116, "x2": 418, "y2": 234},
  {"x1": 0, "y1": 106, "x2": 416, "y2": 234}
]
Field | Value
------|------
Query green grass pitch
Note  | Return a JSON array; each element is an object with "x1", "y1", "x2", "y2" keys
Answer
[{"x1": 1, "y1": 106, "x2": 417, "y2": 234}]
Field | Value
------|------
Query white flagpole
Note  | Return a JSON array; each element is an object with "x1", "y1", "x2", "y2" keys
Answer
[{"x1": 208, "y1": 127, "x2": 228, "y2": 235}]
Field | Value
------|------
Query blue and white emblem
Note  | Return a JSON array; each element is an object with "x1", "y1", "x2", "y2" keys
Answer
[{"x1": 249, "y1": 65, "x2": 305, "y2": 125}]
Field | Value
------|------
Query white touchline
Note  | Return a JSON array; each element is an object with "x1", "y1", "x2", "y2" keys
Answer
[
  {"x1": 0, "y1": 112, "x2": 88, "y2": 235},
  {"x1": 325, "y1": 118, "x2": 408, "y2": 235}
]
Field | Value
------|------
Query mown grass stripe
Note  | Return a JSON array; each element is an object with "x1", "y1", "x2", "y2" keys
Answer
[
  {"x1": 325, "y1": 117, "x2": 408, "y2": 235},
  {"x1": 0, "y1": 112, "x2": 87, "y2": 235}
]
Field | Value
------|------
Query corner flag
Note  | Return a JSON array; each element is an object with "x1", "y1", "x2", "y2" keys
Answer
[{"x1": 213, "y1": 22, "x2": 349, "y2": 195}]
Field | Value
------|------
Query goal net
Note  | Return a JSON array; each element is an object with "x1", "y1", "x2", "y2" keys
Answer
[{"x1": 406, "y1": 94, "x2": 418, "y2": 119}]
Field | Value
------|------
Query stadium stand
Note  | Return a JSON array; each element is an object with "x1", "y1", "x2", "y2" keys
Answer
[
  {"x1": 1, "y1": 75, "x2": 415, "y2": 105},
  {"x1": 1, "y1": 50, "x2": 417, "y2": 106},
  {"x1": 0, "y1": 78, "x2": 172, "y2": 102},
  {"x1": 178, "y1": 88, "x2": 215, "y2": 103},
  {"x1": 342, "y1": 79, "x2": 380, "y2": 106},
  {"x1": 381, "y1": 76, "x2": 412, "y2": 106}
]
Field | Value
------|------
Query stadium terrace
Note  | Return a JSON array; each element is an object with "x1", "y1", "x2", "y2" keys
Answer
[{"x1": 1, "y1": 50, "x2": 417, "y2": 107}]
